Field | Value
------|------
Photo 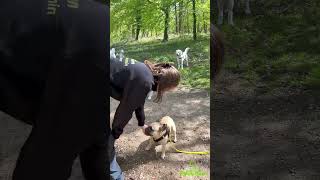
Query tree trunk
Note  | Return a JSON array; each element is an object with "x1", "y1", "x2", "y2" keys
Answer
[
  {"x1": 178, "y1": 1, "x2": 183, "y2": 34},
  {"x1": 163, "y1": 7, "x2": 169, "y2": 42},
  {"x1": 186, "y1": 4, "x2": 189, "y2": 34},
  {"x1": 192, "y1": 0, "x2": 196, "y2": 40},
  {"x1": 197, "y1": 17, "x2": 201, "y2": 33},
  {"x1": 175, "y1": 2, "x2": 178, "y2": 34},
  {"x1": 132, "y1": 25, "x2": 135, "y2": 39},
  {"x1": 135, "y1": 10, "x2": 142, "y2": 41},
  {"x1": 135, "y1": 25, "x2": 140, "y2": 40},
  {"x1": 203, "y1": 12, "x2": 207, "y2": 33}
]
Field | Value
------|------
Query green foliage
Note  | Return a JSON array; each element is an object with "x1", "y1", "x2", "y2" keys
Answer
[
  {"x1": 215, "y1": 0, "x2": 320, "y2": 92},
  {"x1": 180, "y1": 64, "x2": 210, "y2": 90},
  {"x1": 305, "y1": 65, "x2": 320, "y2": 89},
  {"x1": 112, "y1": 35, "x2": 210, "y2": 89},
  {"x1": 110, "y1": 0, "x2": 210, "y2": 43},
  {"x1": 111, "y1": 0, "x2": 210, "y2": 90}
]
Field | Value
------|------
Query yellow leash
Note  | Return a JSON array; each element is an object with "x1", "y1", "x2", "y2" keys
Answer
[{"x1": 168, "y1": 139, "x2": 210, "y2": 155}]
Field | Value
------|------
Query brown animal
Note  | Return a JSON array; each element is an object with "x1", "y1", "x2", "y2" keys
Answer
[{"x1": 211, "y1": 24, "x2": 225, "y2": 78}]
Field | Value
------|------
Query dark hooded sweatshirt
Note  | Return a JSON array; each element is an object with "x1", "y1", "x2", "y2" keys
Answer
[
  {"x1": 110, "y1": 57, "x2": 155, "y2": 139},
  {"x1": 0, "y1": 1, "x2": 109, "y2": 180}
]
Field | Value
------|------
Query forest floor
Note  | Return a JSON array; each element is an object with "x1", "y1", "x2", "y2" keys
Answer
[
  {"x1": 212, "y1": 69, "x2": 320, "y2": 179},
  {"x1": 0, "y1": 85, "x2": 211, "y2": 180},
  {"x1": 109, "y1": 86, "x2": 210, "y2": 180},
  {"x1": 107, "y1": 69, "x2": 320, "y2": 180},
  {"x1": 210, "y1": 6, "x2": 320, "y2": 179},
  {"x1": 1, "y1": 75, "x2": 319, "y2": 179}
]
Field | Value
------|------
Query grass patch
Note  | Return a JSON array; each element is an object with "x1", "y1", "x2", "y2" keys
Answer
[
  {"x1": 305, "y1": 65, "x2": 320, "y2": 90},
  {"x1": 180, "y1": 64, "x2": 210, "y2": 90},
  {"x1": 111, "y1": 34, "x2": 210, "y2": 90},
  {"x1": 217, "y1": 10, "x2": 320, "y2": 92}
]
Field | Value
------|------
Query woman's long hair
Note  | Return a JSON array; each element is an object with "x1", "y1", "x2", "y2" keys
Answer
[
  {"x1": 144, "y1": 60, "x2": 180, "y2": 103},
  {"x1": 211, "y1": 24, "x2": 225, "y2": 78}
]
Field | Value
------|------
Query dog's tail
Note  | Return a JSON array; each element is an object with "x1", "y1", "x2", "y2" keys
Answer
[
  {"x1": 184, "y1": 47, "x2": 190, "y2": 54},
  {"x1": 211, "y1": 24, "x2": 225, "y2": 78}
]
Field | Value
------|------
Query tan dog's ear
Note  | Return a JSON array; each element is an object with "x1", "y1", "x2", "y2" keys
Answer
[
  {"x1": 160, "y1": 124, "x2": 167, "y2": 132},
  {"x1": 161, "y1": 124, "x2": 170, "y2": 134}
]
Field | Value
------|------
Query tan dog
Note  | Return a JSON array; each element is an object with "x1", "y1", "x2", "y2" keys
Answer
[{"x1": 144, "y1": 116, "x2": 177, "y2": 159}]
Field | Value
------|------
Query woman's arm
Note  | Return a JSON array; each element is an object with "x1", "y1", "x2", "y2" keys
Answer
[
  {"x1": 135, "y1": 105, "x2": 145, "y2": 127},
  {"x1": 111, "y1": 80, "x2": 150, "y2": 139}
]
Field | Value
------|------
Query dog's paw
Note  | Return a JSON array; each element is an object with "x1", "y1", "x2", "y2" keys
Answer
[{"x1": 173, "y1": 139, "x2": 177, "y2": 143}]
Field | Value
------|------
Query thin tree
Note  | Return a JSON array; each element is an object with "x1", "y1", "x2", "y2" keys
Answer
[
  {"x1": 175, "y1": 1, "x2": 178, "y2": 34},
  {"x1": 178, "y1": 0, "x2": 183, "y2": 34},
  {"x1": 192, "y1": 0, "x2": 197, "y2": 40},
  {"x1": 162, "y1": 5, "x2": 170, "y2": 41},
  {"x1": 135, "y1": 12, "x2": 142, "y2": 40}
]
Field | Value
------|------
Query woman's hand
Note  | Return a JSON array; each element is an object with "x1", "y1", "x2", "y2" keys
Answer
[{"x1": 140, "y1": 124, "x2": 149, "y2": 135}]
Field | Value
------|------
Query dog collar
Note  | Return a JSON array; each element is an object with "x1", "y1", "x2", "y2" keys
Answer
[{"x1": 153, "y1": 130, "x2": 170, "y2": 142}]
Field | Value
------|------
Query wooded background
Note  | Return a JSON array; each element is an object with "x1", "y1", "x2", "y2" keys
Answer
[
  {"x1": 213, "y1": 0, "x2": 320, "y2": 91},
  {"x1": 110, "y1": 0, "x2": 211, "y2": 90},
  {"x1": 110, "y1": 0, "x2": 210, "y2": 43}
]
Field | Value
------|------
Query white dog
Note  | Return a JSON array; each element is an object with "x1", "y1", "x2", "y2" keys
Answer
[
  {"x1": 176, "y1": 47, "x2": 190, "y2": 69},
  {"x1": 217, "y1": 0, "x2": 251, "y2": 26},
  {"x1": 110, "y1": 48, "x2": 125, "y2": 62},
  {"x1": 110, "y1": 48, "x2": 116, "y2": 59},
  {"x1": 119, "y1": 49, "x2": 124, "y2": 62}
]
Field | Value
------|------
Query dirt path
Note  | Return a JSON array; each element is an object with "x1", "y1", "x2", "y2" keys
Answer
[
  {"x1": 110, "y1": 86, "x2": 210, "y2": 180},
  {"x1": 1, "y1": 72, "x2": 318, "y2": 180},
  {"x1": 212, "y1": 71, "x2": 320, "y2": 179},
  {"x1": 0, "y1": 86, "x2": 210, "y2": 180}
]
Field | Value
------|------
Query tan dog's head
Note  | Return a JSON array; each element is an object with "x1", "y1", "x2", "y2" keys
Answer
[{"x1": 145, "y1": 122, "x2": 169, "y2": 139}]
